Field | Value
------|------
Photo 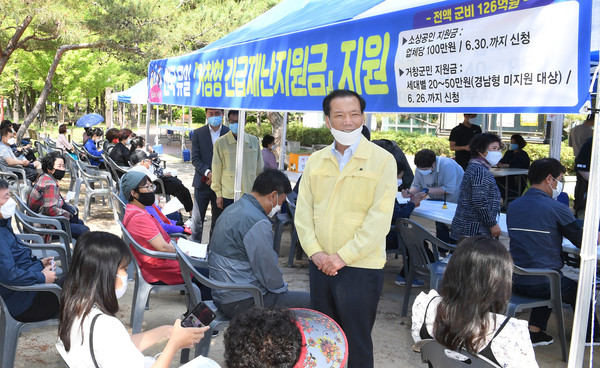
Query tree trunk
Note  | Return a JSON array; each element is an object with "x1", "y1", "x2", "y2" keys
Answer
[
  {"x1": 95, "y1": 96, "x2": 100, "y2": 114},
  {"x1": 13, "y1": 70, "x2": 20, "y2": 123},
  {"x1": 86, "y1": 97, "x2": 90, "y2": 114},
  {"x1": 0, "y1": 16, "x2": 33, "y2": 76},
  {"x1": 267, "y1": 112, "x2": 284, "y2": 159}
]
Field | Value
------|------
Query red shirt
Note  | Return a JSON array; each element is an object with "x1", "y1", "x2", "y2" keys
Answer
[{"x1": 123, "y1": 204, "x2": 183, "y2": 284}]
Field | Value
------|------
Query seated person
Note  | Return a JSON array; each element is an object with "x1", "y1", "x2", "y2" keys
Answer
[
  {"x1": 0, "y1": 122, "x2": 40, "y2": 182},
  {"x1": 10, "y1": 123, "x2": 36, "y2": 162},
  {"x1": 55, "y1": 124, "x2": 74, "y2": 154},
  {"x1": 130, "y1": 149, "x2": 193, "y2": 214},
  {"x1": 120, "y1": 171, "x2": 210, "y2": 300},
  {"x1": 83, "y1": 127, "x2": 104, "y2": 167},
  {"x1": 27, "y1": 152, "x2": 90, "y2": 239},
  {"x1": 103, "y1": 127, "x2": 119, "y2": 153},
  {"x1": 56, "y1": 231, "x2": 218, "y2": 368},
  {"x1": 496, "y1": 133, "x2": 530, "y2": 198},
  {"x1": 412, "y1": 236, "x2": 538, "y2": 367},
  {"x1": 209, "y1": 170, "x2": 310, "y2": 318},
  {"x1": 109, "y1": 128, "x2": 134, "y2": 168},
  {"x1": 224, "y1": 307, "x2": 348, "y2": 368},
  {"x1": 507, "y1": 158, "x2": 600, "y2": 346},
  {"x1": 0, "y1": 179, "x2": 60, "y2": 322}
]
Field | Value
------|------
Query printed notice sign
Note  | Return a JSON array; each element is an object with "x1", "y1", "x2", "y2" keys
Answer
[{"x1": 395, "y1": 1, "x2": 582, "y2": 110}]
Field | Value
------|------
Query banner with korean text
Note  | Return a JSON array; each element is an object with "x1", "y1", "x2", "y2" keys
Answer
[{"x1": 147, "y1": 0, "x2": 592, "y2": 113}]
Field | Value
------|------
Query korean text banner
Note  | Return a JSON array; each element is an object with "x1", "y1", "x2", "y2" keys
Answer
[{"x1": 147, "y1": 0, "x2": 592, "y2": 113}]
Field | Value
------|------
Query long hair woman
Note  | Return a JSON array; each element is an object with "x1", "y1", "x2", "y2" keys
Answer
[
  {"x1": 411, "y1": 236, "x2": 538, "y2": 367},
  {"x1": 57, "y1": 231, "x2": 218, "y2": 367}
]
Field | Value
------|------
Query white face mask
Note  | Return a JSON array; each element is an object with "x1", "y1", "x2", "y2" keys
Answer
[
  {"x1": 329, "y1": 126, "x2": 363, "y2": 146},
  {"x1": 1, "y1": 198, "x2": 16, "y2": 219},
  {"x1": 115, "y1": 274, "x2": 128, "y2": 299},
  {"x1": 271, "y1": 144, "x2": 277, "y2": 151},
  {"x1": 397, "y1": 179, "x2": 403, "y2": 187},
  {"x1": 551, "y1": 178, "x2": 563, "y2": 200},
  {"x1": 7, "y1": 138, "x2": 16, "y2": 145},
  {"x1": 268, "y1": 194, "x2": 281, "y2": 218},
  {"x1": 418, "y1": 168, "x2": 433, "y2": 176},
  {"x1": 484, "y1": 151, "x2": 502, "y2": 166}
]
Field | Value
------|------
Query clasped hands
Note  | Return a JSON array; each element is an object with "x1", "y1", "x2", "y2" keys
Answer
[{"x1": 311, "y1": 251, "x2": 346, "y2": 276}]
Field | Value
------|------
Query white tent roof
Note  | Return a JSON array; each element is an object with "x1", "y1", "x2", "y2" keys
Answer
[{"x1": 111, "y1": 78, "x2": 148, "y2": 105}]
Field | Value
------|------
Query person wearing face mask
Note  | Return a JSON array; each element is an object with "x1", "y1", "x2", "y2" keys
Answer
[
  {"x1": 190, "y1": 108, "x2": 230, "y2": 243},
  {"x1": 261, "y1": 134, "x2": 279, "y2": 170},
  {"x1": 450, "y1": 133, "x2": 503, "y2": 242},
  {"x1": 507, "y1": 158, "x2": 600, "y2": 346},
  {"x1": 208, "y1": 170, "x2": 310, "y2": 319},
  {"x1": 56, "y1": 231, "x2": 219, "y2": 368},
  {"x1": 495, "y1": 134, "x2": 531, "y2": 201},
  {"x1": 0, "y1": 179, "x2": 60, "y2": 323},
  {"x1": 27, "y1": 152, "x2": 90, "y2": 239},
  {"x1": 109, "y1": 128, "x2": 135, "y2": 168},
  {"x1": 0, "y1": 122, "x2": 40, "y2": 182},
  {"x1": 120, "y1": 171, "x2": 212, "y2": 301},
  {"x1": 211, "y1": 110, "x2": 264, "y2": 210},
  {"x1": 83, "y1": 127, "x2": 105, "y2": 168}
]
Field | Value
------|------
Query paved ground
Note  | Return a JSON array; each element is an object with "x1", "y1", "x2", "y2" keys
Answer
[{"x1": 11, "y1": 132, "x2": 599, "y2": 367}]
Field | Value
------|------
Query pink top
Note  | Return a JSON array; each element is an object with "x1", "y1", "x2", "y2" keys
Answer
[
  {"x1": 55, "y1": 134, "x2": 73, "y2": 151},
  {"x1": 123, "y1": 204, "x2": 183, "y2": 285}
]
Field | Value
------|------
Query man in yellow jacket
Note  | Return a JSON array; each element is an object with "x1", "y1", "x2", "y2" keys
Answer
[
  {"x1": 211, "y1": 110, "x2": 264, "y2": 209},
  {"x1": 295, "y1": 90, "x2": 397, "y2": 368}
]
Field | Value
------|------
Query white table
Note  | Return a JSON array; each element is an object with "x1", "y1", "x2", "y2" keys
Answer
[
  {"x1": 158, "y1": 125, "x2": 194, "y2": 149},
  {"x1": 398, "y1": 195, "x2": 598, "y2": 258},
  {"x1": 490, "y1": 167, "x2": 529, "y2": 201}
]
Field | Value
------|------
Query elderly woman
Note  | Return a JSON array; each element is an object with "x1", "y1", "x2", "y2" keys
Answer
[
  {"x1": 261, "y1": 135, "x2": 278, "y2": 170},
  {"x1": 109, "y1": 128, "x2": 134, "y2": 167},
  {"x1": 412, "y1": 236, "x2": 538, "y2": 367},
  {"x1": 56, "y1": 124, "x2": 74, "y2": 154},
  {"x1": 450, "y1": 133, "x2": 502, "y2": 241}
]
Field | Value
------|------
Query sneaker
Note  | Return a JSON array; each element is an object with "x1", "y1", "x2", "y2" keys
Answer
[
  {"x1": 529, "y1": 330, "x2": 554, "y2": 347},
  {"x1": 395, "y1": 275, "x2": 424, "y2": 287},
  {"x1": 212, "y1": 330, "x2": 220, "y2": 338}
]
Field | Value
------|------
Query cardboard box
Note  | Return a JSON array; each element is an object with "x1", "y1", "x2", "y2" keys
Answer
[{"x1": 289, "y1": 153, "x2": 310, "y2": 173}]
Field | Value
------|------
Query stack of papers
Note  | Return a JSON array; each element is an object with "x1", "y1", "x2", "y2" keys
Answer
[{"x1": 177, "y1": 238, "x2": 208, "y2": 259}]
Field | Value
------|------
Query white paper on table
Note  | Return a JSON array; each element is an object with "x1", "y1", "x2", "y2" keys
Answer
[
  {"x1": 164, "y1": 168, "x2": 178, "y2": 177},
  {"x1": 65, "y1": 191, "x2": 75, "y2": 202},
  {"x1": 162, "y1": 197, "x2": 184, "y2": 215},
  {"x1": 177, "y1": 238, "x2": 208, "y2": 259}
]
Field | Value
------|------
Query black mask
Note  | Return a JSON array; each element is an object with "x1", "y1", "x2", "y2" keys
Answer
[
  {"x1": 136, "y1": 192, "x2": 155, "y2": 206},
  {"x1": 52, "y1": 169, "x2": 65, "y2": 181}
]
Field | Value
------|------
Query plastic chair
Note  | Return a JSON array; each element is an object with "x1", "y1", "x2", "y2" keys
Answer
[
  {"x1": 63, "y1": 153, "x2": 83, "y2": 207},
  {"x1": 74, "y1": 159, "x2": 112, "y2": 221},
  {"x1": 111, "y1": 192, "x2": 127, "y2": 222},
  {"x1": 103, "y1": 153, "x2": 129, "y2": 189},
  {"x1": 418, "y1": 339, "x2": 500, "y2": 368},
  {"x1": 395, "y1": 218, "x2": 456, "y2": 317},
  {"x1": 118, "y1": 221, "x2": 187, "y2": 334},
  {"x1": 174, "y1": 244, "x2": 263, "y2": 360},
  {"x1": 0, "y1": 169, "x2": 27, "y2": 199},
  {"x1": 0, "y1": 282, "x2": 62, "y2": 368},
  {"x1": 507, "y1": 266, "x2": 567, "y2": 362},
  {"x1": 0, "y1": 162, "x2": 30, "y2": 190}
]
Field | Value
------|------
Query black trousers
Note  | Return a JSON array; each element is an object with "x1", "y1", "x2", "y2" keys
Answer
[
  {"x1": 160, "y1": 176, "x2": 193, "y2": 212},
  {"x1": 191, "y1": 188, "x2": 222, "y2": 243},
  {"x1": 309, "y1": 262, "x2": 383, "y2": 368}
]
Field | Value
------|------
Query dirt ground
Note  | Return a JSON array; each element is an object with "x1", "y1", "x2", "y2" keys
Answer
[{"x1": 11, "y1": 140, "x2": 599, "y2": 367}]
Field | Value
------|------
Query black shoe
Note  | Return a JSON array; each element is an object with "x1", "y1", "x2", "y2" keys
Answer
[
  {"x1": 212, "y1": 330, "x2": 220, "y2": 337},
  {"x1": 530, "y1": 330, "x2": 553, "y2": 347}
]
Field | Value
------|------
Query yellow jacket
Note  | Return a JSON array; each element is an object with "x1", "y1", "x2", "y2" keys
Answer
[
  {"x1": 211, "y1": 131, "x2": 264, "y2": 199},
  {"x1": 295, "y1": 137, "x2": 397, "y2": 269}
]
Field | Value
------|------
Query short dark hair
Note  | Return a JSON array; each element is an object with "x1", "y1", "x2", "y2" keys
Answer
[
  {"x1": 0, "y1": 120, "x2": 12, "y2": 130},
  {"x1": 469, "y1": 132, "x2": 501, "y2": 157},
  {"x1": 414, "y1": 149, "x2": 436, "y2": 168},
  {"x1": 322, "y1": 89, "x2": 366, "y2": 116},
  {"x1": 91, "y1": 128, "x2": 103, "y2": 138},
  {"x1": 224, "y1": 307, "x2": 302, "y2": 368},
  {"x1": 59, "y1": 124, "x2": 68, "y2": 134},
  {"x1": 205, "y1": 108, "x2": 224, "y2": 114},
  {"x1": 510, "y1": 134, "x2": 526, "y2": 149},
  {"x1": 435, "y1": 236, "x2": 512, "y2": 355},
  {"x1": 0, "y1": 124, "x2": 14, "y2": 138},
  {"x1": 262, "y1": 134, "x2": 275, "y2": 148},
  {"x1": 58, "y1": 231, "x2": 131, "y2": 352},
  {"x1": 105, "y1": 128, "x2": 119, "y2": 142},
  {"x1": 118, "y1": 128, "x2": 133, "y2": 141},
  {"x1": 528, "y1": 158, "x2": 565, "y2": 185},
  {"x1": 41, "y1": 151, "x2": 65, "y2": 173},
  {"x1": 0, "y1": 179, "x2": 8, "y2": 190},
  {"x1": 228, "y1": 110, "x2": 239, "y2": 120},
  {"x1": 252, "y1": 169, "x2": 292, "y2": 196}
]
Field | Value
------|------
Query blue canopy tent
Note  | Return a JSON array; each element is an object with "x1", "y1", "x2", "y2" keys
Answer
[{"x1": 148, "y1": 1, "x2": 599, "y2": 364}]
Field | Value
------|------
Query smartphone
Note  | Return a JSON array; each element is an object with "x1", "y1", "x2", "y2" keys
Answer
[
  {"x1": 421, "y1": 188, "x2": 429, "y2": 194},
  {"x1": 181, "y1": 302, "x2": 216, "y2": 328}
]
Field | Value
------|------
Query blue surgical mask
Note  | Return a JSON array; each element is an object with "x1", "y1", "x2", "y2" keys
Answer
[
  {"x1": 510, "y1": 143, "x2": 518, "y2": 150},
  {"x1": 229, "y1": 123, "x2": 239, "y2": 134},
  {"x1": 207, "y1": 116, "x2": 222, "y2": 127}
]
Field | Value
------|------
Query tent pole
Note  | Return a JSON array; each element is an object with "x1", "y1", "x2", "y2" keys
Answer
[
  {"x1": 155, "y1": 105, "x2": 160, "y2": 146},
  {"x1": 549, "y1": 114, "x2": 563, "y2": 159},
  {"x1": 568, "y1": 110, "x2": 600, "y2": 367},
  {"x1": 278, "y1": 112, "x2": 288, "y2": 170},
  {"x1": 145, "y1": 102, "x2": 151, "y2": 144},
  {"x1": 233, "y1": 110, "x2": 246, "y2": 202},
  {"x1": 137, "y1": 104, "x2": 141, "y2": 132}
]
